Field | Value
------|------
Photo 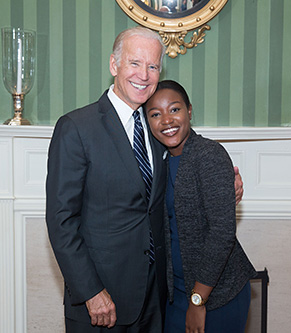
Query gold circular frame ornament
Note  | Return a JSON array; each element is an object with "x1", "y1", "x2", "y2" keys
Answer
[{"x1": 116, "y1": 0, "x2": 228, "y2": 58}]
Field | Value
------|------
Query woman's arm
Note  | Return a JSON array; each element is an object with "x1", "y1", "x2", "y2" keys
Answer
[{"x1": 186, "y1": 282, "x2": 213, "y2": 333}]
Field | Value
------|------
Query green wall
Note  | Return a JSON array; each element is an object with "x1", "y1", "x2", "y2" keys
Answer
[{"x1": 0, "y1": 0, "x2": 290, "y2": 126}]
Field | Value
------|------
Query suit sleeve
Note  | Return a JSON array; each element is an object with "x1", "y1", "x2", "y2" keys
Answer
[
  {"x1": 195, "y1": 142, "x2": 236, "y2": 287},
  {"x1": 46, "y1": 115, "x2": 104, "y2": 305}
]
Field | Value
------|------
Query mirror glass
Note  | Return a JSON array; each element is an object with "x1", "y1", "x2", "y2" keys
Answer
[{"x1": 135, "y1": 0, "x2": 210, "y2": 17}]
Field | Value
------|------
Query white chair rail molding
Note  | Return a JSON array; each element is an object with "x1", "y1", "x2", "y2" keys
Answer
[{"x1": 0, "y1": 125, "x2": 290, "y2": 332}]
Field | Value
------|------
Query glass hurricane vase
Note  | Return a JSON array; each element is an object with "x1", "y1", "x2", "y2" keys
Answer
[{"x1": 1, "y1": 27, "x2": 36, "y2": 125}]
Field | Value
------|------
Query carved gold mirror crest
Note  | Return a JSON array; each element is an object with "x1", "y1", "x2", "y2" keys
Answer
[{"x1": 116, "y1": 0, "x2": 228, "y2": 58}]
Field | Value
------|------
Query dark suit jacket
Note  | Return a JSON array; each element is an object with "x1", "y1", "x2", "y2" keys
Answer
[{"x1": 46, "y1": 91, "x2": 167, "y2": 325}]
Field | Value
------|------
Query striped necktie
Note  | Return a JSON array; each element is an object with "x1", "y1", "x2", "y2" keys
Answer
[{"x1": 133, "y1": 110, "x2": 155, "y2": 263}]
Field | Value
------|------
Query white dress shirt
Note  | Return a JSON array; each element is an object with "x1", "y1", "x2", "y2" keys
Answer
[{"x1": 107, "y1": 85, "x2": 154, "y2": 171}]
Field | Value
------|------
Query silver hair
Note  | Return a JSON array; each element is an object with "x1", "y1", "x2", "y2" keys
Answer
[{"x1": 112, "y1": 26, "x2": 165, "y2": 72}]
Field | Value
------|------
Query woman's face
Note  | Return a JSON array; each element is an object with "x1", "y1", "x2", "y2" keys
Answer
[{"x1": 145, "y1": 88, "x2": 192, "y2": 156}]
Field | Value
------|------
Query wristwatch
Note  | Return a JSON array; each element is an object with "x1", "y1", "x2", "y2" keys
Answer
[{"x1": 190, "y1": 290, "x2": 208, "y2": 306}]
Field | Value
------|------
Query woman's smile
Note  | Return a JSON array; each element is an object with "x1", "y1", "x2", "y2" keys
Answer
[{"x1": 161, "y1": 126, "x2": 180, "y2": 136}]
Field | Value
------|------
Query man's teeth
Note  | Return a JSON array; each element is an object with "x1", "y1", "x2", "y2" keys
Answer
[
  {"x1": 162, "y1": 127, "x2": 178, "y2": 134},
  {"x1": 131, "y1": 82, "x2": 146, "y2": 90}
]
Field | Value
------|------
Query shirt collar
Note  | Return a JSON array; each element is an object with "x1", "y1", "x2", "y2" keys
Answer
[{"x1": 107, "y1": 85, "x2": 144, "y2": 125}]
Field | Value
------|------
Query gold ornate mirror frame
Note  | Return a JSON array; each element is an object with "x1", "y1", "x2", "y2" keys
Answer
[{"x1": 116, "y1": 0, "x2": 228, "y2": 58}]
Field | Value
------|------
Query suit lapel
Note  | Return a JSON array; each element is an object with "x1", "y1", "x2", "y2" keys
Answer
[
  {"x1": 99, "y1": 94, "x2": 148, "y2": 202},
  {"x1": 147, "y1": 125, "x2": 166, "y2": 207}
]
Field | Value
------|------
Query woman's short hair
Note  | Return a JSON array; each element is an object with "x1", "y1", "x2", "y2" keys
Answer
[
  {"x1": 155, "y1": 80, "x2": 191, "y2": 109},
  {"x1": 112, "y1": 26, "x2": 166, "y2": 71}
]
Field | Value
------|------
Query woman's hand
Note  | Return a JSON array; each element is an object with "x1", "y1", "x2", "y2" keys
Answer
[
  {"x1": 185, "y1": 303, "x2": 206, "y2": 333},
  {"x1": 234, "y1": 166, "x2": 244, "y2": 205}
]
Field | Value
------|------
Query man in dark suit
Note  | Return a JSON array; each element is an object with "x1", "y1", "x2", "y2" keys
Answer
[{"x1": 46, "y1": 27, "x2": 168, "y2": 332}]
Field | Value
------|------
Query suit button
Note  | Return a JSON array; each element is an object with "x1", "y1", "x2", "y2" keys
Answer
[{"x1": 144, "y1": 250, "x2": 150, "y2": 256}]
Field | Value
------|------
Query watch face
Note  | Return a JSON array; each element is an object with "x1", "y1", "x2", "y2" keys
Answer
[{"x1": 191, "y1": 293, "x2": 202, "y2": 306}]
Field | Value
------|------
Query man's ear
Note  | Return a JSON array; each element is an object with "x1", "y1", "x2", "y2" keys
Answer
[{"x1": 109, "y1": 54, "x2": 118, "y2": 77}]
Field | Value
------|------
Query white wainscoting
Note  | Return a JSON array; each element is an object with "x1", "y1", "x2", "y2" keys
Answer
[{"x1": 0, "y1": 125, "x2": 290, "y2": 332}]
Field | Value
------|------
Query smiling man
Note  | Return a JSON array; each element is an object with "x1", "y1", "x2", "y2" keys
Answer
[
  {"x1": 46, "y1": 27, "x2": 168, "y2": 333},
  {"x1": 110, "y1": 32, "x2": 162, "y2": 111}
]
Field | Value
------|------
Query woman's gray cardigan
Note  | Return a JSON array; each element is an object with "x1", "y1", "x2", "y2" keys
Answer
[{"x1": 165, "y1": 129, "x2": 256, "y2": 311}]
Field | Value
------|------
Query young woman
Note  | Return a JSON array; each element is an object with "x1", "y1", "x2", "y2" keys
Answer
[{"x1": 145, "y1": 80, "x2": 256, "y2": 333}]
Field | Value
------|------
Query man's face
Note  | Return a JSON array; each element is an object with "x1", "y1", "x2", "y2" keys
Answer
[{"x1": 110, "y1": 35, "x2": 162, "y2": 110}]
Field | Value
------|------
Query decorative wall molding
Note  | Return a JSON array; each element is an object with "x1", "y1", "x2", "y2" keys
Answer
[
  {"x1": 195, "y1": 126, "x2": 291, "y2": 141},
  {"x1": 0, "y1": 127, "x2": 51, "y2": 333},
  {"x1": 1, "y1": 124, "x2": 290, "y2": 140},
  {"x1": 0, "y1": 125, "x2": 53, "y2": 138},
  {"x1": 14, "y1": 210, "x2": 47, "y2": 333},
  {"x1": 0, "y1": 137, "x2": 13, "y2": 198},
  {"x1": 0, "y1": 199, "x2": 15, "y2": 333},
  {"x1": 215, "y1": 138, "x2": 291, "y2": 219}
]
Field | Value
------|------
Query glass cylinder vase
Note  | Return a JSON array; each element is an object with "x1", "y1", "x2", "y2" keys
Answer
[{"x1": 1, "y1": 27, "x2": 36, "y2": 125}]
